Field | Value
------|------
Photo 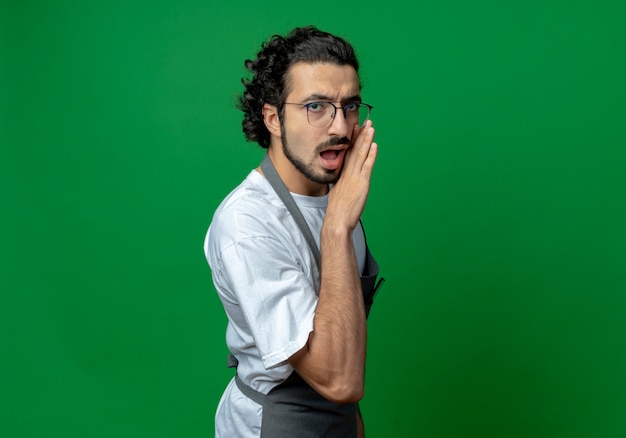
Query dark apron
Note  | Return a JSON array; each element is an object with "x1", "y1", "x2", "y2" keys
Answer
[{"x1": 229, "y1": 155, "x2": 384, "y2": 437}]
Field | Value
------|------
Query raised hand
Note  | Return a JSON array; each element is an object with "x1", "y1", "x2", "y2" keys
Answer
[{"x1": 326, "y1": 120, "x2": 378, "y2": 231}]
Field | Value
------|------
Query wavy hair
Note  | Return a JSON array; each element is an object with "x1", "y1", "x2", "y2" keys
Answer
[{"x1": 237, "y1": 26, "x2": 359, "y2": 148}]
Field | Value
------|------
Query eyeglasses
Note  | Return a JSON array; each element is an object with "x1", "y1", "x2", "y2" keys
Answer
[{"x1": 283, "y1": 101, "x2": 373, "y2": 128}]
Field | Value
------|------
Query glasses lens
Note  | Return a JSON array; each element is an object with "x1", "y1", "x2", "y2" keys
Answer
[
  {"x1": 305, "y1": 102, "x2": 372, "y2": 127},
  {"x1": 307, "y1": 102, "x2": 334, "y2": 128},
  {"x1": 358, "y1": 104, "x2": 371, "y2": 125}
]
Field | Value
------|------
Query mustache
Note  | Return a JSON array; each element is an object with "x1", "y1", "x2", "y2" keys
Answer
[{"x1": 316, "y1": 136, "x2": 350, "y2": 152}]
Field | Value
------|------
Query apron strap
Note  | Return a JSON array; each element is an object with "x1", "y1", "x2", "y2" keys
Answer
[
  {"x1": 227, "y1": 354, "x2": 239, "y2": 368},
  {"x1": 229, "y1": 354, "x2": 268, "y2": 405},
  {"x1": 235, "y1": 374, "x2": 265, "y2": 405},
  {"x1": 260, "y1": 154, "x2": 321, "y2": 275}
]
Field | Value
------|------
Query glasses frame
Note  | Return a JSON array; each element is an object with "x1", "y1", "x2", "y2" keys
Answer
[{"x1": 283, "y1": 101, "x2": 373, "y2": 128}]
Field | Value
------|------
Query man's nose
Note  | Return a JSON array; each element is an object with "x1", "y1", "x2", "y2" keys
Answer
[{"x1": 328, "y1": 107, "x2": 350, "y2": 136}]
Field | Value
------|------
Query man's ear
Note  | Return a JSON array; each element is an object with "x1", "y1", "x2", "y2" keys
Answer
[{"x1": 262, "y1": 103, "x2": 282, "y2": 138}]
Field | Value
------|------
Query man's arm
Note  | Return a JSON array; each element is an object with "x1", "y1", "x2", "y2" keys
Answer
[{"x1": 288, "y1": 122, "x2": 378, "y2": 404}]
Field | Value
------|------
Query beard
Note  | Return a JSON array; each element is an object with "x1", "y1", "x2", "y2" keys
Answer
[{"x1": 280, "y1": 125, "x2": 350, "y2": 185}]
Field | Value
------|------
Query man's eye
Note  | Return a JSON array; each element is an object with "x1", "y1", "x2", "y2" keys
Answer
[
  {"x1": 345, "y1": 103, "x2": 359, "y2": 112},
  {"x1": 308, "y1": 103, "x2": 325, "y2": 112}
]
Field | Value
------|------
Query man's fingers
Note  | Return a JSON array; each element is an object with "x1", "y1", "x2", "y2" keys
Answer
[
  {"x1": 346, "y1": 121, "x2": 375, "y2": 172},
  {"x1": 362, "y1": 142, "x2": 378, "y2": 176}
]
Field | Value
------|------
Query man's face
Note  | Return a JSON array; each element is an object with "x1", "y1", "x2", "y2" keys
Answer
[{"x1": 279, "y1": 62, "x2": 361, "y2": 192}]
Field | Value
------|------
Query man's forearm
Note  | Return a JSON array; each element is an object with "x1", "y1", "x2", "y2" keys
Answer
[{"x1": 289, "y1": 223, "x2": 367, "y2": 403}]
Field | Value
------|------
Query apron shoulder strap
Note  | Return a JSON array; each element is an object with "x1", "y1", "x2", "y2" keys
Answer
[{"x1": 260, "y1": 154, "x2": 321, "y2": 274}]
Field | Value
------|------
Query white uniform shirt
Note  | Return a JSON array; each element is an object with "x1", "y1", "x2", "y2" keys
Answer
[{"x1": 204, "y1": 170, "x2": 366, "y2": 437}]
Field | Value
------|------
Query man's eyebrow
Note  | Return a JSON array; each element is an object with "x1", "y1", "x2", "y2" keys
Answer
[{"x1": 301, "y1": 94, "x2": 362, "y2": 103}]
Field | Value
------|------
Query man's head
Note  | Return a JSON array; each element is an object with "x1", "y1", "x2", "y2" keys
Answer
[
  {"x1": 238, "y1": 26, "x2": 360, "y2": 149},
  {"x1": 239, "y1": 27, "x2": 369, "y2": 195}
]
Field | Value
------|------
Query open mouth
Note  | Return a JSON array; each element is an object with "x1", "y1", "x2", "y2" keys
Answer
[
  {"x1": 320, "y1": 149, "x2": 340, "y2": 160},
  {"x1": 319, "y1": 148, "x2": 346, "y2": 170}
]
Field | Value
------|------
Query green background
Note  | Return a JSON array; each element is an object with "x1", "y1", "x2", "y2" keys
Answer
[{"x1": 2, "y1": 0, "x2": 625, "y2": 436}]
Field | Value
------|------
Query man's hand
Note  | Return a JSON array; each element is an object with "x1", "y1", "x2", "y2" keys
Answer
[{"x1": 326, "y1": 120, "x2": 378, "y2": 232}]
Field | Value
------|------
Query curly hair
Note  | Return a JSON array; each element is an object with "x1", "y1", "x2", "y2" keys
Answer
[{"x1": 237, "y1": 26, "x2": 360, "y2": 148}]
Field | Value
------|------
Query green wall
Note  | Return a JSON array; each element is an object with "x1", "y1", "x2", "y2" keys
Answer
[{"x1": 2, "y1": 1, "x2": 625, "y2": 436}]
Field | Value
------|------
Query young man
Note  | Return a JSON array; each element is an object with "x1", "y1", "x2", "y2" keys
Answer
[{"x1": 204, "y1": 26, "x2": 382, "y2": 437}]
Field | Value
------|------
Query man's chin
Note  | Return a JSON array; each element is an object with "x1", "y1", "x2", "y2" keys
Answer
[{"x1": 310, "y1": 167, "x2": 341, "y2": 185}]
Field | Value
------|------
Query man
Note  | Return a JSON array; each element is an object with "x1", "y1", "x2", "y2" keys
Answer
[{"x1": 204, "y1": 26, "x2": 383, "y2": 437}]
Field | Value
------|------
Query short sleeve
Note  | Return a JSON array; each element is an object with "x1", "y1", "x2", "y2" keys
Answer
[{"x1": 215, "y1": 234, "x2": 318, "y2": 369}]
